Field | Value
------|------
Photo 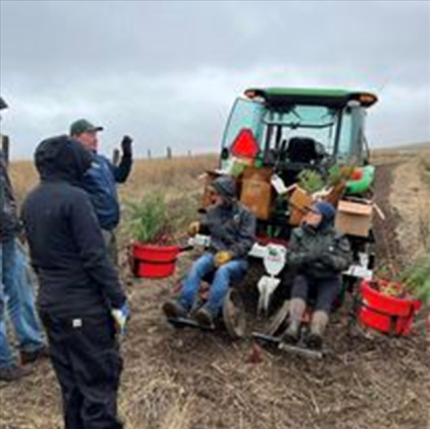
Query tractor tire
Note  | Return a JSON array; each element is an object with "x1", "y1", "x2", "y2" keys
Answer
[
  {"x1": 265, "y1": 300, "x2": 290, "y2": 336},
  {"x1": 223, "y1": 289, "x2": 246, "y2": 339},
  {"x1": 235, "y1": 257, "x2": 265, "y2": 310}
]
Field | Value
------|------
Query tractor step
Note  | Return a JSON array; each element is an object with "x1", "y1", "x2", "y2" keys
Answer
[
  {"x1": 252, "y1": 332, "x2": 282, "y2": 344},
  {"x1": 167, "y1": 317, "x2": 215, "y2": 332},
  {"x1": 252, "y1": 332, "x2": 324, "y2": 359},
  {"x1": 278, "y1": 342, "x2": 324, "y2": 360}
]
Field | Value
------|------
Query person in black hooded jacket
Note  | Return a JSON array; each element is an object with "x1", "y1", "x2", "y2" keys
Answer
[
  {"x1": 21, "y1": 135, "x2": 129, "y2": 429},
  {"x1": 284, "y1": 201, "x2": 352, "y2": 350}
]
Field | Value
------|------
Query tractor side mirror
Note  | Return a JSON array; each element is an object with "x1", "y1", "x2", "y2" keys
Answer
[{"x1": 221, "y1": 147, "x2": 229, "y2": 160}]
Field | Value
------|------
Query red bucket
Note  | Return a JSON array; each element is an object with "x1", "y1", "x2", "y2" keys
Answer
[
  {"x1": 358, "y1": 280, "x2": 422, "y2": 336},
  {"x1": 132, "y1": 243, "x2": 181, "y2": 279}
]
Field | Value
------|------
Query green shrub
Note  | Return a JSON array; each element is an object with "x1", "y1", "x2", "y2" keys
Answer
[
  {"x1": 124, "y1": 192, "x2": 171, "y2": 244},
  {"x1": 402, "y1": 254, "x2": 430, "y2": 303},
  {"x1": 124, "y1": 191, "x2": 200, "y2": 245},
  {"x1": 297, "y1": 169, "x2": 325, "y2": 194}
]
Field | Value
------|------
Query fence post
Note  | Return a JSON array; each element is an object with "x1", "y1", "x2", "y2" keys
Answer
[
  {"x1": 1, "y1": 135, "x2": 10, "y2": 165},
  {"x1": 112, "y1": 148, "x2": 120, "y2": 166}
]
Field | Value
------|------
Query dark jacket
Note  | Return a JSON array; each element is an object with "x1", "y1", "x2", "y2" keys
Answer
[
  {"x1": 21, "y1": 135, "x2": 126, "y2": 317},
  {"x1": 82, "y1": 152, "x2": 132, "y2": 231},
  {"x1": 288, "y1": 224, "x2": 352, "y2": 279},
  {"x1": 202, "y1": 177, "x2": 256, "y2": 259},
  {"x1": 0, "y1": 147, "x2": 19, "y2": 242}
]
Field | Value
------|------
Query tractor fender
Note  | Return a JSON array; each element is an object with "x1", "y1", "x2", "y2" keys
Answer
[{"x1": 346, "y1": 165, "x2": 375, "y2": 195}]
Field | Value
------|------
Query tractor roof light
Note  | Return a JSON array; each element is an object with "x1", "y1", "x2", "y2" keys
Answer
[
  {"x1": 244, "y1": 90, "x2": 257, "y2": 99},
  {"x1": 356, "y1": 93, "x2": 378, "y2": 106}
]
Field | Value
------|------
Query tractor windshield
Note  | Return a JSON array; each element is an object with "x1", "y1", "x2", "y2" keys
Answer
[
  {"x1": 222, "y1": 96, "x2": 367, "y2": 164},
  {"x1": 262, "y1": 105, "x2": 339, "y2": 154},
  {"x1": 222, "y1": 98, "x2": 343, "y2": 157}
]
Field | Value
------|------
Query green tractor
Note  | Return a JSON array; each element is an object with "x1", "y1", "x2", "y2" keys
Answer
[{"x1": 206, "y1": 88, "x2": 379, "y2": 312}]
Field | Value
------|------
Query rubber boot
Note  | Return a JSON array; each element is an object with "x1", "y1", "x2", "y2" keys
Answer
[
  {"x1": 283, "y1": 298, "x2": 306, "y2": 344},
  {"x1": 194, "y1": 305, "x2": 215, "y2": 329},
  {"x1": 306, "y1": 310, "x2": 329, "y2": 350},
  {"x1": 0, "y1": 365, "x2": 33, "y2": 382},
  {"x1": 162, "y1": 299, "x2": 189, "y2": 319}
]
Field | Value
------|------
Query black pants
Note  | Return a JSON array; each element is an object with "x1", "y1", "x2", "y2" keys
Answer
[
  {"x1": 291, "y1": 274, "x2": 340, "y2": 313},
  {"x1": 41, "y1": 312, "x2": 123, "y2": 429}
]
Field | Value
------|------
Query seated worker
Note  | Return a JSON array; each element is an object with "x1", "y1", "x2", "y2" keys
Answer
[
  {"x1": 284, "y1": 201, "x2": 352, "y2": 349},
  {"x1": 162, "y1": 176, "x2": 256, "y2": 328}
]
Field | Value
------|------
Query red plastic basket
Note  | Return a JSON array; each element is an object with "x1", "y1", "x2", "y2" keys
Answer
[
  {"x1": 132, "y1": 243, "x2": 181, "y2": 279},
  {"x1": 358, "y1": 280, "x2": 422, "y2": 336}
]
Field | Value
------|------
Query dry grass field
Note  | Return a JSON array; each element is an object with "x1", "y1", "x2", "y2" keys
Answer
[
  {"x1": 1, "y1": 149, "x2": 429, "y2": 429},
  {"x1": 9, "y1": 154, "x2": 218, "y2": 205}
]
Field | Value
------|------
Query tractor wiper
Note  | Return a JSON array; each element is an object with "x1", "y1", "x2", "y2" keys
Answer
[
  {"x1": 263, "y1": 119, "x2": 335, "y2": 130},
  {"x1": 290, "y1": 107, "x2": 303, "y2": 121}
]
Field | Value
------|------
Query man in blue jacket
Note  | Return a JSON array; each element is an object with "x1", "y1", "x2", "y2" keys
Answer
[{"x1": 70, "y1": 119, "x2": 133, "y2": 263}]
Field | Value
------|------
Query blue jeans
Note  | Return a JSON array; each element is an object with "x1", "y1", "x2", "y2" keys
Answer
[
  {"x1": 0, "y1": 240, "x2": 45, "y2": 368},
  {"x1": 180, "y1": 252, "x2": 248, "y2": 315}
]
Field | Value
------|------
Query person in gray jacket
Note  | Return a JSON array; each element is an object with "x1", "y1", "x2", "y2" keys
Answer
[
  {"x1": 0, "y1": 96, "x2": 47, "y2": 382},
  {"x1": 284, "y1": 201, "x2": 352, "y2": 349},
  {"x1": 163, "y1": 175, "x2": 256, "y2": 328}
]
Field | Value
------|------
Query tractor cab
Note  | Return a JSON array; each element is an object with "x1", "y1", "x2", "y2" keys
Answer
[
  {"x1": 210, "y1": 87, "x2": 379, "y2": 242},
  {"x1": 221, "y1": 88, "x2": 377, "y2": 185}
]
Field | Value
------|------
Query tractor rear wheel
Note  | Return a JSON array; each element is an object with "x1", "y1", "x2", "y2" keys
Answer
[
  {"x1": 265, "y1": 300, "x2": 290, "y2": 336},
  {"x1": 235, "y1": 257, "x2": 265, "y2": 311},
  {"x1": 223, "y1": 289, "x2": 246, "y2": 339}
]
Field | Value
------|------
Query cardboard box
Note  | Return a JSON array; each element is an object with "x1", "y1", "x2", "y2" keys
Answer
[
  {"x1": 288, "y1": 187, "x2": 313, "y2": 226},
  {"x1": 240, "y1": 179, "x2": 272, "y2": 220},
  {"x1": 323, "y1": 182, "x2": 346, "y2": 207},
  {"x1": 239, "y1": 166, "x2": 273, "y2": 220},
  {"x1": 335, "y1": 200, "x2": 373, "y2": 237},
  {"x1": 242, "y1": 166, "x2": 273, "y2": 182}
]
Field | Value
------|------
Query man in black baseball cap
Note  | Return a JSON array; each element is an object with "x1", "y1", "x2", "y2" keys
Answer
[
  {"x1": 70, "y1": 118, "x2": 104, "y2": 137},
  {"x1": 70, "y1": 118, "x2": 133, "y2": 263}
]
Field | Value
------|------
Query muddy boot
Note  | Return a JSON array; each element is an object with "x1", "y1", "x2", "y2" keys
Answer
[
  {"x1": 0, "y1": 364, "x2": 33, "y2": 382},
  {"x1": 162, "y1": 300, "x2": 189, "y2": 319},
  {"x1": 194, "y1": 305, "x2": 215, "y2": 329},
  {"x1": 306, "y1": 311, "x2": 329, "y2": 350},
  {"x1": 20, "y1": 345, "x2": 50, "y2": 366},
  {"x1": 283, "y1": 298, "x2": 306, "y2": 344}
]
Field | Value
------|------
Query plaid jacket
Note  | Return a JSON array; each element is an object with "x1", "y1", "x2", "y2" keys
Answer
[{"x1": 0, "y1": 143, "x2": 19, "y2": 241}]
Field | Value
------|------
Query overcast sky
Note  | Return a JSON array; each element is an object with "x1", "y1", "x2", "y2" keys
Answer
[{"x1": 0, "y1": 0, "x2": 429, "y2": 159}]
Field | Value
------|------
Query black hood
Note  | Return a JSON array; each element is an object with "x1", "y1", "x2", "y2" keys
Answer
[
  {"x1": 35, "y1": 135, "x2": 93, "y2": 184},
  {"x1": 0, "y1": 96, "x2": 8, "y2": 110}
]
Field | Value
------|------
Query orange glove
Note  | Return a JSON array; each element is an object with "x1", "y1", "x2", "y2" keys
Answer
[
  {"x1": 187, "y1": 221, "x2": 200, "y2": 237},
  {"x1": 214, "y1": 251, "x2": 233, "y2": 267}
]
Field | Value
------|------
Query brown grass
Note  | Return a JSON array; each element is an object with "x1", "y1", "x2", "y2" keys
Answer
[{"x1": 9, "y1": 155, "x2": 218, "y2": 206}]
